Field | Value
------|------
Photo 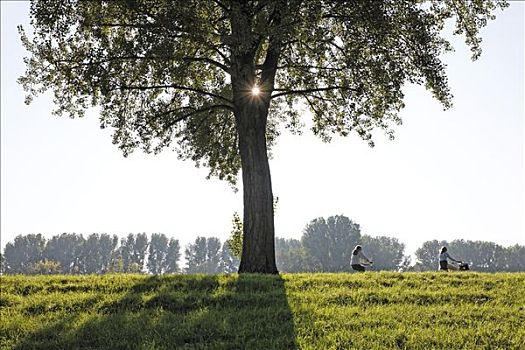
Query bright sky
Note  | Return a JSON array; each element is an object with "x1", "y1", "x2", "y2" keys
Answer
[{"x1": 1, "y1": 2, "x2": 524, "y2": 256}]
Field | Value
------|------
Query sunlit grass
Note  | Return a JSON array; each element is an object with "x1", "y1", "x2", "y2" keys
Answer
[{"x1": 1, "y1": 272, "x2": 524, "y2": 349}]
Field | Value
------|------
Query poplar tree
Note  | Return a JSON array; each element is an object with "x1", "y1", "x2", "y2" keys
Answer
[{"x1": 20, "y1": 0, "x2": 507, "y2": 273}]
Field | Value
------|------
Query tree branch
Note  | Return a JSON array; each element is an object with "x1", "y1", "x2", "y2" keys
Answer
[
  {"x1": 182, "y1": 56, "x2": 230, "y2": 73},
  {"x1": 450, "y1": 0, "x2": 479, "y2": 56},
  {"x1": 271, "y1": 86, "x2": 356, "y2": 99},
  {"x1": 55, "y1": 54, "x2": 230, "y2": 73},
  {"x1": 93, "y1": 22, "x2": 158, "y2": 29},
  {"x1": 166, "y1": 104, "x2": 233, "y2": 128},
  {"x1": 115, "y1": 84, "x2": 233, "y2": 104},
  {"x1": 274, "y1": 64, "x2": 345, "y2": 72},
  {"x1": 303, "y1": 94, "x2": 323, "y2": 119}
]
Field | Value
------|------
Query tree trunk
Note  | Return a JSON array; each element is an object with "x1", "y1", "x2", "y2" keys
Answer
[
  {"x1": 232, "y1": 73, "x2": 277, "y2": 274},
  {"x1": 229, "y1": 2, "x2": 280, "y2": 274},
  {"x1": 235, "y1": 96, "x2": 277, "y2": 274}
]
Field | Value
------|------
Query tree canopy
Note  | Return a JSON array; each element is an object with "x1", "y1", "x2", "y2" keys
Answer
[{"x1": 20, "y1": 0, "x2": 508, "y2": 273}]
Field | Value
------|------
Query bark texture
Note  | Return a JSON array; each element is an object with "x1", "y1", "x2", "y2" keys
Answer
[{"x1": 236, "y1": 102, "x2": 277, "y2": 274}]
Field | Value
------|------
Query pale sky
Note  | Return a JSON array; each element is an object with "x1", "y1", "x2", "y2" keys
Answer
[{"x1": 1, "y1": 2, "x2": 524, "y2": 256}]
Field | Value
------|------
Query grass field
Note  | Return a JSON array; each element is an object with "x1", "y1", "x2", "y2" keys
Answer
[{"x1": 1, "y1": 272, "x2": 524, "y2": 349}]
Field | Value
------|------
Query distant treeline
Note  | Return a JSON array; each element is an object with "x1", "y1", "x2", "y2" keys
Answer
[
  {"x1": 1, "y1": 233, "x2": 183, "y2": 275},
  {"x1": 1, "y1": 215, "x2": 523, "y2": 274},
  {"x1": 0, "y1": 233, "x2": 239, "y2": 275},
  {"x1": 277, "y1": 215, "x2": 524, "y2": 272},
  {"x1": 413, "y1": 239, "x2": 524, "y2": 272}
]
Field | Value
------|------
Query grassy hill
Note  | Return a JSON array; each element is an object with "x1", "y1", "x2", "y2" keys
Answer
[{"x1": 1, "y1": 272, "x2": 524, "y2": 349}]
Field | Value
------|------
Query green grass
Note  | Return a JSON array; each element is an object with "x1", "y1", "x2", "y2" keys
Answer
[{"x1": 1, "y1": 272, "x2": 524, "y2": 349}]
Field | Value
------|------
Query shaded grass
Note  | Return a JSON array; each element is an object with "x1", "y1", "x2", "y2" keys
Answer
[{"x1": 1, "y1": 272, "x2": 524, "y2": 349}]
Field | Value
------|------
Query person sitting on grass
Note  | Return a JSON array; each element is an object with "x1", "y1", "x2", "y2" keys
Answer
[
  {"x1": 351, "y1": 245, "x2": 373, "y2": 272},
  {"x1": 439, "y1": 246, "x2": 462, "y2": 271}
]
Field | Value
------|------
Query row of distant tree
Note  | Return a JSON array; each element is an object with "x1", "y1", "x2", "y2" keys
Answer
[
  {"x1": 414, "y1": 239, "x2": 525, "y2": 272},
  {"x1": 1, "y1": 233, "x2": 182, "y2": 275},
  {"x1": 0, "y1": 232, "x2": 243, "y2": 275},
  {"x1": 1, "y1": 215, "x2": 523, "y2": 274},
  {"x1": 275, "y1": 215, "x2": 525, "y2": 272}
]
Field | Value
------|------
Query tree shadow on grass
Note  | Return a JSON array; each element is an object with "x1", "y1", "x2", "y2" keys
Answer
[{"x1": 14, "y1": 274, "x2": 298, "y2": 350}]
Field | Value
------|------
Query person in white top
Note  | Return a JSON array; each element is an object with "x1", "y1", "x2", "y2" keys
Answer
[
  {"x1": 439, "y1": 246, "x2": 462, "y2": 271},
  {"x1": 351, "y1": 245, "x2": 373, "y2": 272}
]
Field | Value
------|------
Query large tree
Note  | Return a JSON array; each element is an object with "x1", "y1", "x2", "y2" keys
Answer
[
  {"x1": 165, "y1": 238, "x2": 181, "y2": 273},
  {"x1": 505, "y1": 244, "x2": 525, "y2": 272},
  {"x1": 44, "y1": 233, "x2": 85, "y2": 273},
  {"x1": 19, "y1": 0, "x2": 507, "y2": 273},
  {"x1": 3, "y1": 234, "x2": 46, "y2": 274},
  {"x1": 414, "y1": 239, "x2": 448, "y2": 271},
  {"x1": 275, "y1": 237, "x2": 307, "y2": 272},
  {"x1": 185, "y1": 236, "x2": 222, "y2": 274},
  {"x1": 119, "y1": 233, "x2": 149, "y2": 272},
  {"x1": 360, "y1": 235, "x2": 407, "y2": 271},
  {"x1": 302, "y1": 215, "x2": 361, "y2": 272},
  {"x1": 147, "y1": 233, "x2": 169, "y2": 274}
]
